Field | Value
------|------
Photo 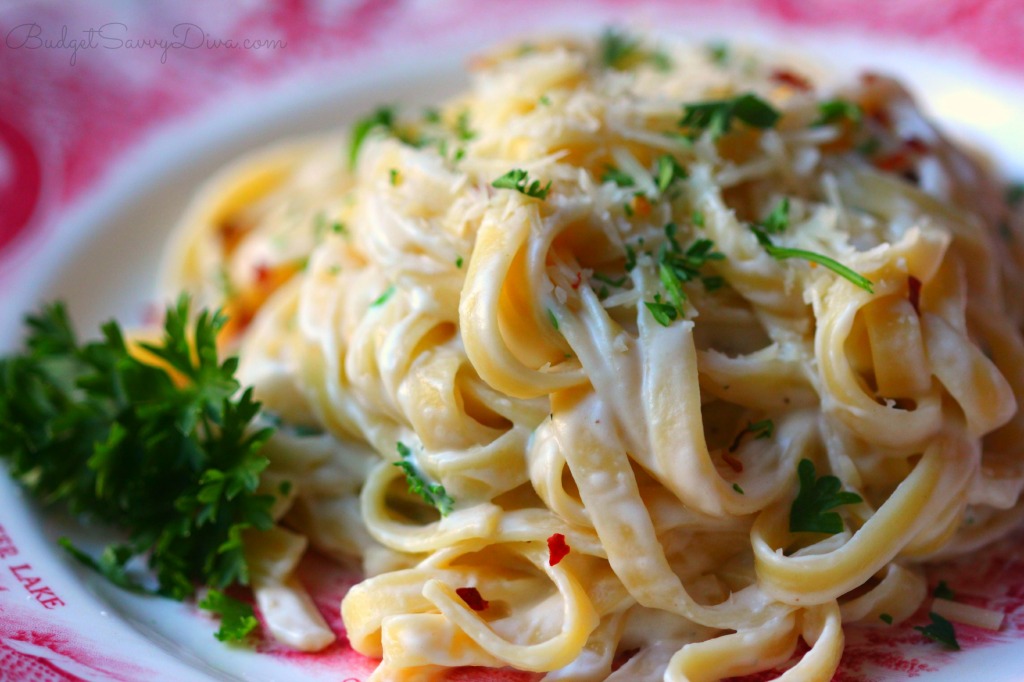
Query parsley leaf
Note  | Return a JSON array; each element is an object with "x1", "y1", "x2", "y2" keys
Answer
[
  {"x1": 655, "y1": 155, "x2": 687, "y2": 193},
  {"x1": 814, "y1": 99, "x2": 862, "y2": 127},
  {"x1": 934, "y1": 581, "x2": 955, "y2": 600},
  {"x1": 789, "y1": 459, "x2": 863, "y2": 534},
  {"x1": 0, "y1": 296, "x2": 276, "y2": 605},
  {"x1": 680, "y1": 93, "x2": 780, "y2": 139},
  {"x1": 1006, "y1": 183, "x2": 1024, "y2": 207},
  {"x1": 728, "y1": 419, "x2": 774, "y2": 452},
  {"x1": 915, "y1": 612, "x2": 961, "y2": 650},
  {"x1": 601, "y1": 166, "x2": 635, "y2": 187},
  {"x1": 706, "y1": 41, "x2": 729, "y2": 65},
  {"x1": 455, "y1": 110, "x2": 476, "y2": 141},
  {"x1": 760, "y1": 198, "x2": 791, "y2": 234},
  {"x1": 394, "y1": 442, "x2": 454, "y2": 516},
  {"x1": 600, "y1": 28, "x2": 640, "y2": 69},
  {"x1": 644, "y1": 296, "x2": 678, "y2": 327},
  {"x1": 371, "y1": 285, "x2": 396, "y2": 307},
  {"x1": 492, "y1": 169, "x2": 552, "y2": 200},
  {"x1": 198, "y1": 589, "x2": 260, "y2": 642},
  {"x1": 349, "y1": 106, "x2": 395, "y2": 169},
  {"x1": 880, "y1": 613, "x2": 894, "y2": 625},
  {"x1": 751, "y1": 227, "x2": 874, "y2": 293}
]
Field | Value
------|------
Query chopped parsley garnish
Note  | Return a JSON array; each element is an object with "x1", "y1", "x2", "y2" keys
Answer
[
  {"x1": 624, "y1": 244, "x2": 638, "y2": 271},
  {"x1": 332, "y1": 220, "x2": 347, "y2": 235},
  {"x1": 732, "y1": 483, "x2": 745, "y2": 495},
  {"x1": 0, "y1": 296, "x2": 276, "y2": 608},
  {"x1": 750, "y1": 199, "x2": 873, "y2": 293},
  {"x1": 422, "y1": 107, "x2": 441, "y2": 124},
  {"x1": 393, "y1": 442, "x2": 454, "y2": 516},
  {"x1": 706, "y1": 41, "x2": 729, "y2": 65},
  {"x1": 371, "y1": 285, "x2": 396, "y2": 307},
  {"x1": 692, "y1": 210, "x2": 705, "y2": 228},
  {"x1": 655, "y1": 154, "x2": 687, "y2": 193},
  {"x1": 789, "y1": 459, "x2": 863, "y2": 534},
  {"x1": 728, "y1": 419, "x2": 774, "y2": 452},
  {"x1": 492, "y1": 169, "x2": 551, "y2": 200},
  {"x1": 759, "y1": 197, "x2": 791, "y2": 234},
  {"x1": 680, "y1": 93, "x2": 780, "y2": 139},
  {"x1": 915, "y1": 612, "x2": 961, "y2": 650},
  {"x1": 645, "y1": 295, "x2": 678, "y2": 327},
  {"x1": 814, "y1": 99, "x2": 863, "y2": 127},
  {"x1": 199, "y1": 589, "x2": 260, "y2": 642},
  {"x1": 539, "y1": 94, "x2": 551, "y2": 106},
  {"x1": 880, "y1": 613, "x2": 894, "y2": 625},
  {"x1": 389, "y1": 168, "x2": 400, "y2": 186},
  {"x1": 455, "y1": 110, "x2": 476, "y2": 141},
  {"x1": 650, "y1": 49, "x2": 673, "y2": 72},
  {"x1": 751, "y1": 228, "x2": 874, "y2": 293},
  {"x1": 349, "y1": 106, "x2": 396, "y2": 168},
  {"x1": 593, "y1": 272, "x2": 627, "y2": 287},
  {"x1": 599, "y1": 28, "x2": 640, "y2": 69},
  {"x1": 934, "y1": 581, "x2": 955, "y2": 600},
  {"x1": 546, "y1": 308, "x2": 559, "y2": 331},
  {"x1": 455, "y1": 256, "x2": 464, "y2": 269},
  {"x1": 601, "y1": 166, "x2": 635, "y2": 187}
]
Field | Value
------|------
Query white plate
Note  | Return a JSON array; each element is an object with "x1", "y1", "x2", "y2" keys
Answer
[{"x1": 3, "y1": 10, "x2": 1024, "y2": 681}]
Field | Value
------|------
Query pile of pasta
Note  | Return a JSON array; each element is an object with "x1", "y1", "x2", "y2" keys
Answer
[{"x1": 162, "y1": 33, "x2": 1024, "y2": 682}]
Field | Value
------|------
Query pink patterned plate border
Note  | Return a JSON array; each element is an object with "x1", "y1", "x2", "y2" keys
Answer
[{"x1": 3, "y1": 2, "x2": 1024, "y2": 680}]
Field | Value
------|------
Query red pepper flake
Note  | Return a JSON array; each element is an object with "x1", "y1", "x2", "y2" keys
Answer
[
  {"x1": 908, "y1": 275, "x2": 922, "y2": 315},
  {"x1": 254, "y1": 262, "x2": 271, "y2": 286},
  {"x1": 874, "y1": 151, "x2": 910, "y2": 173},
  {"x1": 570, "y1": 272, "x2": 583, "y2": 289},
  {"x1": 721, "y1": 449, "x2": 744, "y2": 473},
  {"x1": 547, "y1": 533, "x2": 570, "y2": 566},
  {"x1": 903, "y1": 137, "x2": 929, "y2": 154},
  {"x1": 770, "y1": 69, "x2": 812, "y2": 92},
  {"x1": 455, "y1": 586, "x2": 489, "y2": 611}
]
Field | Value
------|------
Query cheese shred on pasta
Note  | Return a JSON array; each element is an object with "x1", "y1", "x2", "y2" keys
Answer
[{"x1": 161, "y1": 34, "x2": 1024, "y2": 682}]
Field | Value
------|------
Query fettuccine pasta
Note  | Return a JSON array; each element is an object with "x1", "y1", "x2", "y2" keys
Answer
[{"x1": 160, "y1": 32, "x2": 1024, "y2": 681}]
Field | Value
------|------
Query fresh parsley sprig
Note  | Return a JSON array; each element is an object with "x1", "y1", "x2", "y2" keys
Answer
[
  {"x1": 394, "y1": 442, "x2": 455, "y2": 516},
  {"x1": 0, "y1": 296, "x2": 277, "y2": 610},
  {"x1": 680, "y1": 93, "x2": 780, "y2": 139},
  {"x1": 751, "y1": 199, "x2": 874, "y2": 293},
  {"x1": 789, "y1": 459, "x2": 863, "y2": 534},
  {"x1": 492, "y1": 169, "x2": 552, "y2": 200},
  {"x1": 199, "y1": 589, "x2": 260, "y2": 643},
  {"x1": 350, "y1": 106, "x2": 396, "y2": 169},
  {"x1": 814, "y1": 99, "x2": 862, "y2": 127}
]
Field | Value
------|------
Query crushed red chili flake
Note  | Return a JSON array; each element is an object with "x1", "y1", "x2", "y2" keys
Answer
[
  {"x1": 721, "y1": 449, "x2": 744, "y2": 473},
  {"x1": 547, "y1": 533, "x2": 570, "y2": 566},
  {"x1": 571, "y1": 272, "x2": 583, "y2": 289},
  {"x1": 903, "y1": 137, "x2": 929, "y2": 154},
  {"x1": 770, "y1": 69, "x2": 812, "y2": 91},
  {"x1": 908, "y1": 275, "x2": 922, "y2": 315},
  {"x1": 254, "y1": 262, "x2": 271, "y2": 285},
  {"x1": 456, "y1": 587, "x2": 489, "y2": 611}
]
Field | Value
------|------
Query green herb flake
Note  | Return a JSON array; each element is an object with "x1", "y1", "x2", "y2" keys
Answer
[
  {"x1": 455, "y1": 110, "x2": 476, "y2": 141},
  {"x1": 814, "y1": 99, "x2": 863, "y2": 127},
  {"x1": 423, "y1": 107, "x2": 441, "y2": 124},
  {"x1": 601, "y1": 166, "x2": 635, "y2": 187},
  {"x1": 761, "y1": 197, "x2": 790, "y2": 234},
  {"x1": 934, "y1": 581, "x2": 955, "y2": 600},
  {"x1": 644, "y1": 297, "x2": 678, "y2": 327},
  {"x1": 880, "y1": 613, "x2": 894, "y2": 625},
  {"x1": 706, "y1": 41, "x2": 729, "y2": 65},
  {"x1": 692, "y1": 210, "x2": 705, "y2": 228},
  {"x1": 624, "y1": 244, "x2": 638, "y2": 271},
  {"x1": 349, "y1": 106, "x2": 396, "y2": 169},
  {"x1": 789, "y1": 459, "x2": 863, "y2": 535},
  {"x1": 393, "y1": 442, "x2": 455, "y2": 516},
  {"x1": 655, "y1": 155, "x2": 688, "y2": 193},
  {"x1": 199, "y1": 589, "x2": 260, "y2": 642},
  {"x1": 539, "y1": 94, "x2": 551, "y2": 106},
  {"x1": 650, "y1": 49, "x2": 673, "y2": 72},
  {"x1": 732, "y1": 483, "x2": 745, "y2": 495},
  {"x1": 680, "y1": 93, "x2": 780, "y2": 139},
  {"x1": 600, "y1": 28, "x2": 640, "y2": 69},
  {"x1": 623, "y1": 202, "x2": 634, "y2": 217},
  {"x1": 455, "y1": 256, "x2": 464, "y2": 269},
  {"x1": 546, "y1": 308, "x2": 559, "y2": 331},
  {"x1": 658, "y1": 262, "x2": 687, "y2": 314},
  {"x1": 371, "y1": 285, "x2": 396, "y2": 307},
  {"x1": 389, "y1": 168, "x2": 400, "y2": 186},
  {"x1": 915, "y1": 612, "x2": 961, "y2": 650},
  {"x1": 728, "y1": 419, "x2": 774, "y2": 452},
  {"x1": 752, "y1": 227, "x2": 874, "y2": 293},
  {"x1": 492, "y1": 169, "x2": 552, "y2": 200}
]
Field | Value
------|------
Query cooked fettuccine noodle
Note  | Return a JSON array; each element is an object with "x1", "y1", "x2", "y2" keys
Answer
[{"x1": 161, "y1": 33, "x2": 1024, "y2": 681}]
